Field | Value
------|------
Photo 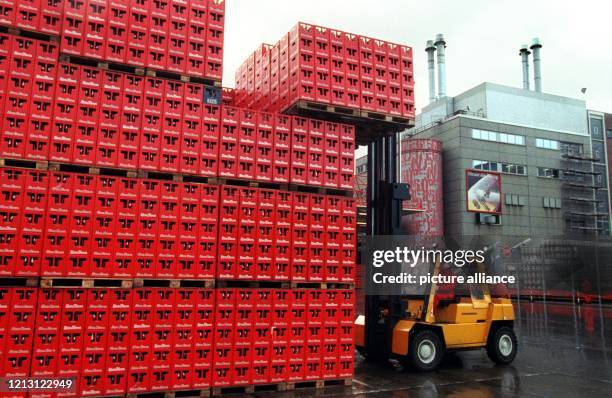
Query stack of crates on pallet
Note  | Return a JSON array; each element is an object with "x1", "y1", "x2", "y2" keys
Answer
[
  {"x1": 57, "y1": 0, "x2": 225, "y2": 80},
  {"x1": 0, "y1": 34, "x2": 356, "y2": 188},
  {"x1": 233, "y1": 22, "x2": 415, "y2": 119},
  {"x1": 0, "y1": 0, "x2": 224, "y2": 81},
  {"x1": 0, "y1": 286, "x2": 354, "y2": 395}
]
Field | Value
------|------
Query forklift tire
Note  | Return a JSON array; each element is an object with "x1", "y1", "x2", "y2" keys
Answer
[
  {"x1": 486, "y1": 326, "x2": 517, "y2": 364},
  {"x1": 407, "y1": 329, "x2": 444, "y2": 371}
]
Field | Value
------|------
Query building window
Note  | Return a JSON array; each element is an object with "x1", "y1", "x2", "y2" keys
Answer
[
  {"x1": 607, "y1": 129, "x2": 612, "y2": 138},
  {"x1": 472, "y1": 129, "x2": 525, "y2": 145},
  {"x1": 592, "y1": 141, "x2": 605, "y2": 161},
  {"x1": 505, "y1": 194, "x2": 526, "y2": 206},
  {"x1": 537, "y1": 167, "x2": 561, "y2": 178},
  {"x1": 590, "y1": 117, "x2": 604, "y2": 139},
  {"x1": 356, "y1": 164, "x2": 367, "y2": 174},
  {"x1": 535, "y1": 138, "x2": 560, "y2": 150},
  {"x1": 542, "y1": 197, "x2": 562, "y2": 209},
  {"x1": 472, "y1": 160, "x2": 526, "y2": 175},
  {"x1": 560, "y1": 141, "x2": 584, "y2": 155}
]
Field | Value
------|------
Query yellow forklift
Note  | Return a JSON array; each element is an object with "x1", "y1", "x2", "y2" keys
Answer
[{"x1": 353, "y1": 133, "x2": 517, "y2": 371}]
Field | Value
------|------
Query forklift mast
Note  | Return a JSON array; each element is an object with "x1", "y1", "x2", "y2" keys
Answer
[{"x1": 365, "y1": 132, "x2": 410, "y2": 360}]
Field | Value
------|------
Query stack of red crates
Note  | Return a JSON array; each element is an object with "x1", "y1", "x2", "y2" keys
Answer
[
  {"x1": 0, "y1": 2, "x2": 369, "y2": 395},
  {"x1": 0, "y1": 286, "x2": 354, "y2": 395},
  {"x1": 233, "y1": 22, "x2": 415, "y2": 119},
  {"x1": 0, "y1": 34, "x2": 356, "y2": 189},
  {"x1": 58, "y1": 0, "x2": 225, "y2": 80},
  {"x1": 0, "y1": 0, "x2": 224, "y2": 81},
  {"x1": 0, "y1": 167, "x2": 356, "y2": 281}
]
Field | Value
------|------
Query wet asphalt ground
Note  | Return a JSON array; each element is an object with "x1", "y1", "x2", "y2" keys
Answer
[{"x1": 257, "y1": 301, "x2": 612, "y2": 397}]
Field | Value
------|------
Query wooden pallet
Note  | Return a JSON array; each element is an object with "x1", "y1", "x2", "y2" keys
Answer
[
  {"x1": 0, "y1": 24, "x2": 60, "y2": 42},
  {"x1": 285, "y1": 378, "x2": 352, "y2": 390},
  {"x1": 40, "y1": 278, "x2": 133, "y2": 288},
  {"x1": 136, "y1": 169, "x2": 185, "y2": 182},
  {"x1": 0, "y1": 157, "x2": 48, "y2": 170},
  {"x1": 145, "y1": 68, "x2": 222, "y2": 87},
  {"x1": 289, "y1": 281, "x2": 355, "y2": 290},
  {"x1": 0, "y1": 277, "x2": 40, "y2": 287},
  {"x1": 288, "y1": 183, "x2": 354, "y2": 197},
  {"x1": 285, "y1": 100, "x2": 414, "y2": 146},
  {"x1": 59, "y1": 53, "x2": 146, "y2": 75},
  {"x1": 214, "y1": 176, "x2": 289, "y2": 190},
  {"x1": 215, "y1": 280, "x2": 291, "y2": 289},
  {"x1": 211, "y1": 382, "x2": 285, "y2": 396},
  {"x1": 48, "y1": 162, "x2": 139, "y2": 177},
  {"x1": 132, "y1": 279, "x2": 215, "y2": 288},
  {"x1": 127, "y1": 389, "x2": 210, "y2": 398}
]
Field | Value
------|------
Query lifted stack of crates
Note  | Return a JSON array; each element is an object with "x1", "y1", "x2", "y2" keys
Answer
[{"x1": 234, "y1": 22, "x2": 415, "y2": 123}]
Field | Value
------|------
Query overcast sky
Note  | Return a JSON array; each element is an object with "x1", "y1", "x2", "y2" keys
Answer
[{"x1": 223, "y1": 0, "x2": 612, "y2": 114}]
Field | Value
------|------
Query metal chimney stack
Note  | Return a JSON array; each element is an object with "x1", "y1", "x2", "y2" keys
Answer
[
  {"x1": 425, "y1": 40, "x2": 437, "y2": 103},
  {"x1": 519, "y1": 44, "x2": 531, "y2": 90},
  {"x1": 434, "y1": 34, "x2": 446, "y2": 98},
  {"x1": 530, "y1": 38, "x2": 542, "y2": 92}
]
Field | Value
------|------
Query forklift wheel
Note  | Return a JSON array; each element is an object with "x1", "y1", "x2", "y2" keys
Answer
[
  {"x1": 407, "y1": 329, "x2": 444, "y2": 371},
  {"x1": 486, "y1": 326, "x2": 518, "y2": 364}
]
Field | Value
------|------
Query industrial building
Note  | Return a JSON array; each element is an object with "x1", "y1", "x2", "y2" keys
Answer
[
  {"x1": 409, "y1": 82, "x2": 606, "y2": 241},
  {"x1": 394, "y1": 35, "x2": 611, "y2": 243}
]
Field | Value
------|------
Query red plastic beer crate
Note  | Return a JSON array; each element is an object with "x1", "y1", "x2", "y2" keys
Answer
[
  {"x1": 237, "y1": 109, "x2": 256, "y2": 179},
  {"x1": 126, "y1": 0, "x2": 149, "y2": 67},
  {"x1": 272, "y1": 114, "x2": 290, "y2": 183},
  {"x1": 118, "y1": 74, "x2": 143, "y2": 169},
  {"x1": 181, "y1": 83, "x2": 204, "y2": 174},
  {"x1": 61, "y1": 0, "x2": 86, "y2": 56},
  {"x1": 0, "y1": 168, "x2": 24, "y2": 275},
  {"x1": 73, "y1": 67, "x2": 102, "y2": 165},
  {"x1": 39, "y1": 0, "x2": 63, "y2": 35},
  {"x1": 83, "y1": 0, "x2": 108, "y2": 60},
  {"x1": 16, "y1": 170, "x2": 48, "y2": 276},
  {"x1": 139, "y1": 77, "x2": 165, "y2": 171},
  {"x1": 196, "y1": 184, "x2": 218, "y2": 278},
  {"x1": 218, "y1": 106, "x2": 239, "y2": 178},
  {"x1": 274, "y1": 191, "x2": 292, "y2": 280},
  {"x1": 199, "y1": 104, "x2": 220, "y2": 176},
  {"x1": 159, "y1": 80, "x2": 183, "y2": 172},
  {"x1": 96, "y1": 71, "x2": 123, "y2": 167},
  {"x1": 290, "y1": 116, "x2": 308, "y2": 184},
  {"x1": 204, "y1": 0, "x2": 224, "y2": 81},
  {"x1": 42, "y1": 172, "x2": 73, "y2": 277},
  {"x1": 217, "y1": 185, "x2": 238, "y2": 279},
  {"x1": 237, "y1": 187, "x2": 257, "y2": 280},
  {"x1": 400, "y1": 45, "x2": 414, "y2": 118},
  {"x1": 105, "y1": 0, "x2": 129, "y2": 63},
  {"x1": 135, "y1": 180, "x2": 159, "y2": 278}
]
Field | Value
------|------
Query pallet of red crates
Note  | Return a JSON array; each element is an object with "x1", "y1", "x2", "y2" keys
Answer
[
  {"x1": 55, "y1": 0, "x2": 225, "y2": 84},
  {"x1": 234, "y1": 22, "x2": 415, "y2": 134}
]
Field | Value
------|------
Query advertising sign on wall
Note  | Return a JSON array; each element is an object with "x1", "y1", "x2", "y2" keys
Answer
[{"x1": 466, "y1": 169, "x2": 502, "y2": 214}]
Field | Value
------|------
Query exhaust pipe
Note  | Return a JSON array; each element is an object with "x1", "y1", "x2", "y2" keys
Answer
[
  {"x1": 530, "y1": 38, "x2": 542, "y2": 93},
  {"x1": 425, "y1": 40, "x2": 436, "y2": 103},
  {"x1": 434, "y1": 34, "x2": 446, "y2": 98},
  {"x1": 519, "y1": 44, "x2": 531, "y2": 90}
]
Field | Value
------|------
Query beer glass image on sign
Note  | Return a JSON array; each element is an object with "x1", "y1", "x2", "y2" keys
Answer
[{"x1": 466, "y1": 170, "x2": 502, "y2": 214}]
